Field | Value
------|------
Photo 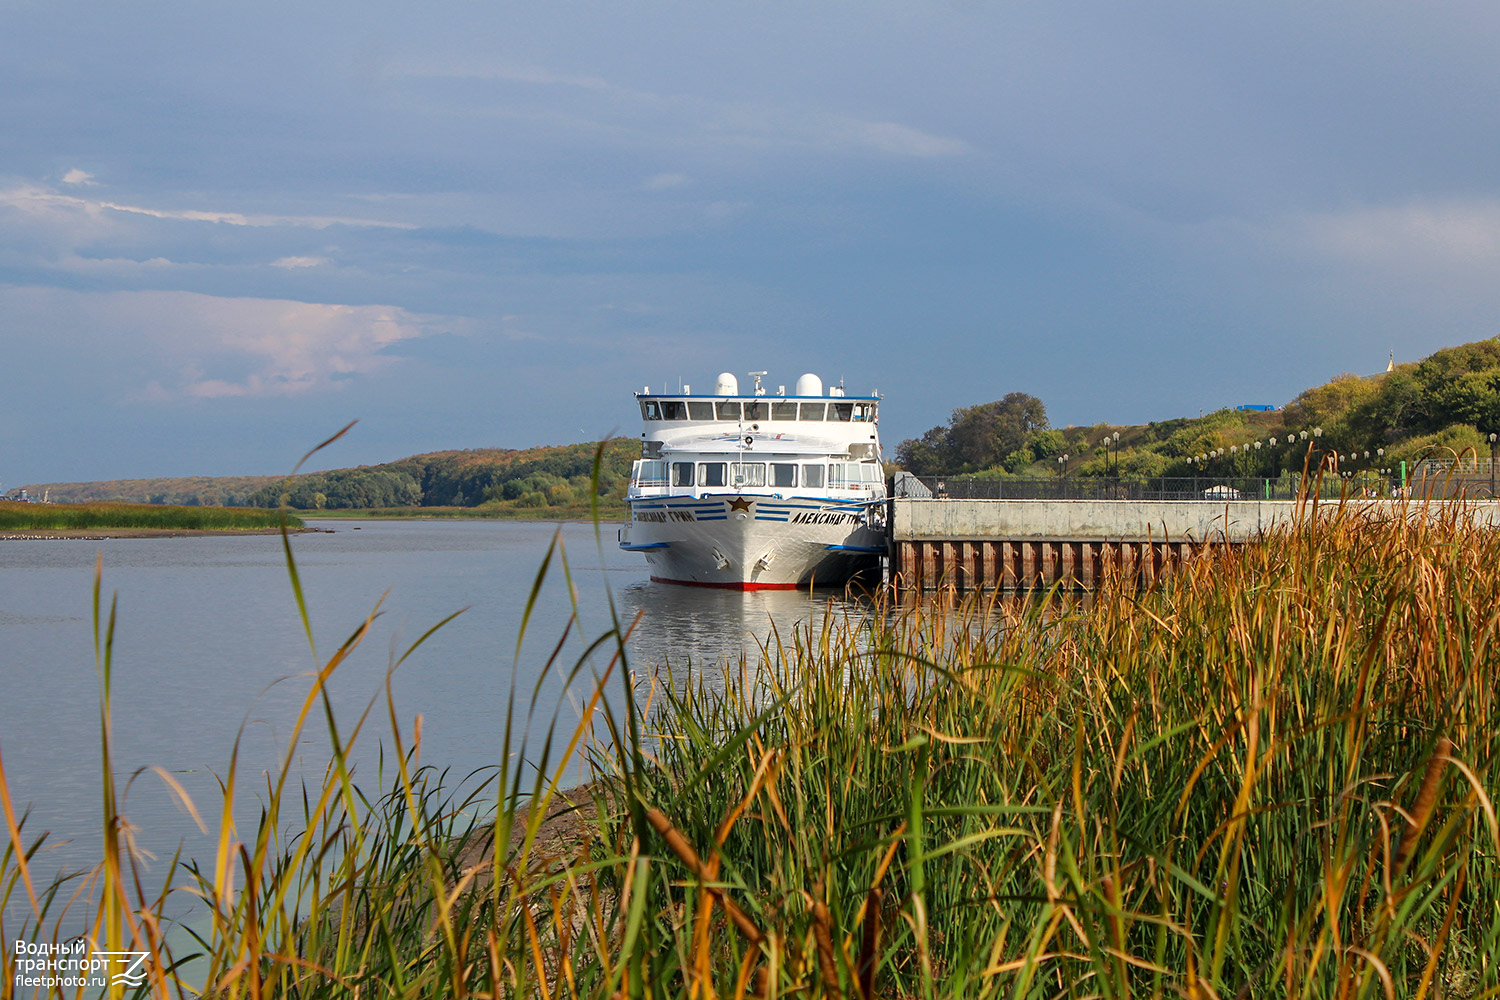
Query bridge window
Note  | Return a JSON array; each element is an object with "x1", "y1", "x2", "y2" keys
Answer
[
  {"x1": 730, "y1": 463, "x2": 766, "y2": 487},
  {"x1": 743, "y1": 401, "x2": 769, "y2": 421},
  {"x1": 698, "y1": 462, "x2": 727, "y2": 487},
  {"x1": 802, "y1": 464, "x2": 825, "y2": 488},
  {"x1": 770, "y1": 463, "x2": 797, "y2": 488},
  {"x1": 633, "y1": 460, "x2": 668, "y2": 486},
  {"x1": 640, "y1": 400, "x2": 661, "y2": 420},
  {"x1": 852, "y1": 402, "x2": 877, "y2": 422},
  {"x1": 772, "y1": 401, "x2": 798, "y2": 421},
  {"x1": 828, "y1": 462, "x2": 882, "y2": 486},
  {"x1": 799, "y1": 402, "x2": 826, "y2": 421},
  {"x1": 660, "y1": 400, "x2": 688, "y2": 420},
  {"x1": 716, "y1": 402, "x2": 741, "y2": 420},
  {"x1": 671, "y1": 462, "x2": 694, "y2": 487},
  {"x1": 831, "y1": 402, "x2": 854, "y2": 422},
  {"x1": 688, "y1": 401, "x2": 715, "y2": 420}
]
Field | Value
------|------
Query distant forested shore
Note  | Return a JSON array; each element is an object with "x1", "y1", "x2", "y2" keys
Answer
[
  {"x1": 22, "y1": 441, "x2": 637, "y2": 515},
  {"x1": 20, "y1": 337, "x2": 1500, "y2": 510}
]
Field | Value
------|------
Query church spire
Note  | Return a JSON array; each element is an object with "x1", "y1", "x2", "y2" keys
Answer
[{"x1": 1386, "y1": 349, "x2": 1395, "y2": 373}]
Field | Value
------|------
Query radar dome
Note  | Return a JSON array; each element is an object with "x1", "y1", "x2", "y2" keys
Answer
[
  {"x1": 794, "y1": 373, "x2": 823, "y2": 397},
  {"x1": 715, "y1": 372, "x2": 739, "y2": 396}
]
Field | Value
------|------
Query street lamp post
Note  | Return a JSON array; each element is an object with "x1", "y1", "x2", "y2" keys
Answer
[
  {"x1": 1490, "y1": 433, "x2": 1497, "y2": 497},
  {"x1": 1112, "y1": 430, "x2": 1120, "y2": 479}
]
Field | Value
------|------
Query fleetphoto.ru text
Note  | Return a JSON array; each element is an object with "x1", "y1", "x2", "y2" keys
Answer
[{"x1": 11, "y1": 938, "x2": 149, "y2": 992}]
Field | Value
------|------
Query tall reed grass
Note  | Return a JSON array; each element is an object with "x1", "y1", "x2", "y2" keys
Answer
[
  {"x1": 0, "y1": 502, "x2": 298, "y2": 532},
  {"x1": 2, "y1": 478, "x2": 1497, "y2": 998}
]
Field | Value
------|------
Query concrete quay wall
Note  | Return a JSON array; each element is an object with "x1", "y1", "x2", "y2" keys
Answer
[
  {"x1": 890, "y1": 498, "x2": 1499, "y2": 544},
  {"x1": 887, "y1": 499, "x2": 1499, "y2": 591}
]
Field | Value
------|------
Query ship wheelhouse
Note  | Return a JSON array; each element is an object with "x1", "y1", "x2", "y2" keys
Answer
[
  {"x1": 621, "y1": 371, "x2": 887, "y2": 589},
  {"x1": 628, "y1": 372, "x2": 883, "y2": 502}
]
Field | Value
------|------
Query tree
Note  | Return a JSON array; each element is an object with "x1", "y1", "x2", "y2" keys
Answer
[
  {"x1": 894, "y1": 426, "x2": 954, "y2": 475},
  {"x1": 896, "y1": 392, "x2": 1048, "y2": 474},
  {"x1": 947, "y1": 393, "x2": 1048, "y2": 469}
]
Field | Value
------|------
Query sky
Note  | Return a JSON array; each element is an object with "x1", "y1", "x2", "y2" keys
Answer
[{"x1": 6, "y1": 1, "x2": 1500, "y2": 485}]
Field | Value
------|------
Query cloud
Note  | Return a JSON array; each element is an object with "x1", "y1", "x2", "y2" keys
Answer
[
  {"x1": 391, "y1": 57, "x2": 614, "y2": 94},
  {"x1": 270, "y1": 255, "x2": 331, "y2": 269},
  {"x1": 0, "y1": 182, "x2": 416, "y2": 231},
  {"x1": 1300, "y1": 199, "x2": 1500, "y2": 272},
  {"x1": 644, "y1": 172, "x2": 689, "y2": 191},
  {"x1": 391, "y1": 60, "x2": 969, "y2": 161},
  {"x1": 61, "y1": 168, "x2": 96, "y2": 185},
  {"x1": 160, "y1": 295, "x2": 456, "y2": 398},
  {"x1": 1, "y1": 287, "x2": 460, "y2": 400},
  {"x1": 836, "y1": 121, "x2": 969, "y2": 159}
]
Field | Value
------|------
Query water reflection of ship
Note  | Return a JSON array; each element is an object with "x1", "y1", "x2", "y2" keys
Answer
[
  {"x1": 612, "y1": 580, "x2": 1086, "y2": 705},
  {"x1": 616, "y1": 579, "x2": 874, "y2": 689}
]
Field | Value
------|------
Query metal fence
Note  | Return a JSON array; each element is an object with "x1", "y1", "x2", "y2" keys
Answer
[
  {"x1": 1412, "y1": 457, "x2": 1499, "y2": 477},
  {"x1": 891, "y1": 474, "x2": 1394, "y2": 502}
]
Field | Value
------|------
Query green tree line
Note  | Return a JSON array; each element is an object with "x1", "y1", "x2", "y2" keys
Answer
[
  {"x1": 896, "y1": 337, "x2": 1500, "y2": 479},
  {"x1": 242, "y1": 441, "x2": 639, "y2": 510}
]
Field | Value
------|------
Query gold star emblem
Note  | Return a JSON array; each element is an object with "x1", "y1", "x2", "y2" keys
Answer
[{"x1": 728, "y1": 496, "x2": 753, "y2": 513}]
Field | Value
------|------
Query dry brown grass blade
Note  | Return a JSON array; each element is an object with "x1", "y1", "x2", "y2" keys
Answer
[
  {"x1": 714, "y1": 746, "x2": 780, "y2": 848},
  {"x1": 1412, "y1": 862, "x2": 1466, "y2": 1000},
  {"x1": 0, "y1": 742, "x2": 40, "y2": 918},
  {"x1": 812, "y1": 892, "x2": 841, "y2": 1000},
  {"x1": 644, "y1": 807, "x2": 765, "y2": 946},
  {"x1": 1394, "y1": 736, "x2": 1453, "y2": 875},
  {"x1": 855, "y1": 886, "x2": 884, "y2": 1000}
]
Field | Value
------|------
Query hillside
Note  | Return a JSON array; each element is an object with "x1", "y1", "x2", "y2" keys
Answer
[
  {"x1": 22, "y1": 338, "x2": 1500, "y2": 507},
  {"x1": 896, "y1": 338, "x2": 1500, "y2": 480},
  {"x1": 19, "y1": 440, "x2": 639, "y2": 514},
  {"x1": 16, "y1": 474, "x2": 284, "y2": 507}
]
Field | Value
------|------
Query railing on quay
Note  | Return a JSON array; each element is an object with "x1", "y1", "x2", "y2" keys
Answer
[
  {"x1": 890, "y1": 474, "x2": 1395, "y2": 502},
  {"x1": 1412, "y1": 457, "x2": 1499, "y2": 477}
]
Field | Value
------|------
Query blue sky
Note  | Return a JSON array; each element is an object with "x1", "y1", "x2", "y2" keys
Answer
[{"x1": 6, "y1": 2, "x2": 1500, "y2": 485}]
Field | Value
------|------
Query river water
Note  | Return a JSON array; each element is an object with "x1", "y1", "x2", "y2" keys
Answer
[{"x1": 0, "y1": 519, "x2": 871, "y2": 930}]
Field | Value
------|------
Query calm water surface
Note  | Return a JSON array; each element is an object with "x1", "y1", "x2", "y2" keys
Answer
[{"x1": 0, "y1": 519, "x2": 870, "y2": 927}]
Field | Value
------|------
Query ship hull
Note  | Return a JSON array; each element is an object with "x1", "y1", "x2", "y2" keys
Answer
[{"x1": 621, "y1": 496, "x2": 884, "y2": 589}]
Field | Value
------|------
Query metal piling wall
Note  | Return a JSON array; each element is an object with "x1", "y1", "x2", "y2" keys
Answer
[
  {"x1": 886, "y1": 496, "x2": 1500, "y2": 592},
  {"x1": 891, "y1": 537, "x2": 1203, "y2": 592}
]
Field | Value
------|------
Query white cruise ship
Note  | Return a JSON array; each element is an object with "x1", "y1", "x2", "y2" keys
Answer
[{"x1": 619, "y1": 371, "x2": 887, "y2": 589}]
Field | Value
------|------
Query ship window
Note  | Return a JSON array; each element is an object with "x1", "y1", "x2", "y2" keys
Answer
[
  {"x1": 743, "y1": 401, "x2": 769, "y2": 421},
  {"x1": 852, "y1": 403, "x2": 875, "y2": 422},
  {"x1": 716, "y1": 401, "x2": 741, "y2": 420},
  {"x1": 831, "y1": 402, "x2": 854, "y2": 422},
  {"x1": 730, "y1": 463, "x2": 766, "y2": 487},
  {"x1": 699, "y1": 463, "x2": 727, "y2": 487},
  {"x1": 770, "y1": 463, "x2": 797, "y2": 488},
  {"x1": 826, "y1": 463, "x2": 881, "y2": 485},
  {"x1": 688, "y1": 401, "x2": 715, "y2": 420},
  {"x1": 772, "y1": 401, "x2": 798, "y2": 421},
  {"x1": 671, "y1": 462, "x2": 695, "y2": 487},
  {"x1": 829, "y1": 463, "x2": 868, "y2": 486},
  {"x1": 802, "y1": 464, "x2": 825, "y2": 488},
  {"x1": 640, "y1": 400, "x2": 661, "y2": 420},
  {"x1": 634, "y1": 460, "x2": 668, "y2": 486},
  {"x1": 660, "y1": 400, "x2": 688, "y2": 420},
  {"x1": 799, "y1": 402, "x2": 826, "y2": 421}
]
